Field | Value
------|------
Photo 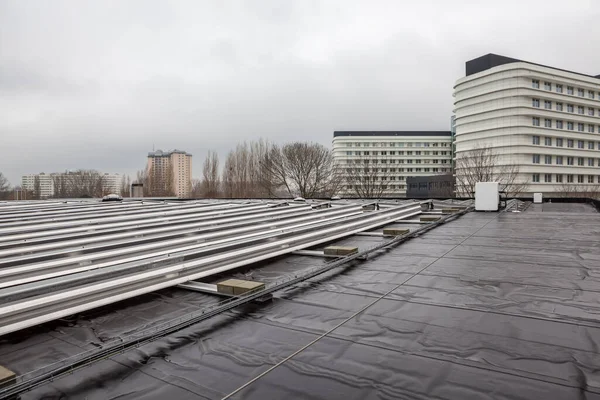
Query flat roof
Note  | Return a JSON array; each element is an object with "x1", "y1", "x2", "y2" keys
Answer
[
  {"x1": 466, "y1": 53, "x2": 600, "y2": 80},
  {"x1": 1, "y1": 201, "x2": 599, "y2": 398},
  {"x1": 334, "y1": 131, "x2": 452, "y2": 137}
]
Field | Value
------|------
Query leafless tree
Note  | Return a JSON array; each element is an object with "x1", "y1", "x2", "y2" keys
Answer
[
  {"x1": 0, "y1": 172, "x2": 11, "y2": 200},
  {"x1": 142, "y1": 164, "x2": 175, "y2": 197},
  {"x1": 222, "y1": 140, "x2": 272, "y2": 198},
  {"x1": 343, "y1": 154, "x2": 394, "y2": 198},
  {"x1": 261, "y1": 142, "x2": 341, "y2": 198},
  {"x1": 455, "y1": 145, "x2": 528, "y2": 197},
  {"x1": 120, "y1": 175, "x2": 131, "y2": 197},
  {"x1": 190, "y1": 178, "x2": 202, "y2": 198},
  {"x1": 32, "y1": 176, "x2": 42, "y2": 200},
  {"x1": 201, "y1": 150, "x2": 220, "y2": 198},
  {"x1": 51, "y1": 174, "x2": 70, "y2": 198},
  {"x1": 556, "y1": 181, "x2": 600, "y2": 199}
]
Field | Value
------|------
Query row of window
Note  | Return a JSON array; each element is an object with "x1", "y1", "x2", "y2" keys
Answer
[
  {"x1": 346, "y1": 185, "x2": 408, "y2": 190},
  {"x1": 344, "y1": 168, "x2": 450, "y2": 174},
  {"x1": 532, "y1": 117, "x2": 600, "y2": 133},
  {"x1": 344, "y1": 151, "x2": 449, "y2": 156},
  {"x1": 532, "y1": 136, "x2": 600, "y2": 149},
  {"x1": 343, "y1": 142, "x2": 450, "y2": 148},
  {"x1": 344, "y1": 159, "x2": 449, "y2": 164},
  {"x1": 532, "y1": 174, "x2": 600, "y2": 184},
  {"x1": 532, "y1": 154, "x2": 600, "y2": 166},
  {"x1": 532, "y1": 98, "x2": 599, "y2": 116},
  {"x1": 532, "y1": 80, "x2": 598, "y2": 100}
]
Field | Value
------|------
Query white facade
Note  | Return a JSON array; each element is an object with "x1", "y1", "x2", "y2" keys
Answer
[
  {"x1": 332, "y1": 132, "x2": 453, "y2": 197},
  {"x1": 454, "y1": 57, "x2": 600, "y2": 195},
  {"x1": 21, "y1": 172, "x2": 123, "y2": 198}
]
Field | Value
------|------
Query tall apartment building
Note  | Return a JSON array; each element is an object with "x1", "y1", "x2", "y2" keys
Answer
[
  {"x1": 147, "y1": 149, "x2": 192, "y2": 198},
  {"x1": 21, "y1": 172, "x2": 123, "y2": 198},
  {"x1": 454, "y1": 54, "x2": 600, "y2": 195},
  {"x1": 332, "y1": 131, "x2": 453, "y2": 197}
]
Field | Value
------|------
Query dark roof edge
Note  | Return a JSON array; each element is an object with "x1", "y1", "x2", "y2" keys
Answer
[
  {"x1": 466, "y1": 53, "x2": 600, "y2": 80},
  {"x1": 334, "y1": 131, "x2": 451, "y2": 137}
]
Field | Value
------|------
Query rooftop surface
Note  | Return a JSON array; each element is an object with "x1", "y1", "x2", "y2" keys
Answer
[
  {"x1": 1, "y1": 202, "x2": 600, "y2": 399},
  {"x1": 333, "y1": 131, "x2": 452, "y2": 137}
]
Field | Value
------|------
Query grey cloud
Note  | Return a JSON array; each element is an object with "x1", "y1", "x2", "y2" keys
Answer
[{"x1": 1, "y1": 0, "x2": 599, "y2": 185}]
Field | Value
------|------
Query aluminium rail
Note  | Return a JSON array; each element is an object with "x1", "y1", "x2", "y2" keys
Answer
[
  {"x1": 0, "y1": 204, "x2": 423, "y2": 336},
  {"x1": 0, "y1": 205, "x2": 472, "y2": 399}
]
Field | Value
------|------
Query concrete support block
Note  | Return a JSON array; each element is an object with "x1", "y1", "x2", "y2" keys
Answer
[
  {"x1": 216, "y1": 279, "x2": 265, "y2": 296},
  {"x1": 420, "y1": 216, "x2": 441, "y2": 222},
  {"x1": 323, "y1": 246, "x2": 358, "y2": 256},
  {"x1": 383, "y1": 228, "x2": 410, "y2": 236},
  {"x1": 0, "y1": 365, "x2": 16, "y2": 388}
]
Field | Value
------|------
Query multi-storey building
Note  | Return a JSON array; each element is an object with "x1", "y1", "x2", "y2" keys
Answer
[
  {"x1": 147, "y1": 149, "x2": 192, "y2": 198},
  {"x1": 21, "y1": 172, "x2": 123, "y2": 198},
  {"x1": 454, "y1": 54, "x2": 600, "y2": 195},
  {"x1": 332, "y1": 131, "x2": 453, "y2": 197}
]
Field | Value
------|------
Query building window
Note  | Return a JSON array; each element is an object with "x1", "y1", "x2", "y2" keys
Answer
[
  {"x1": 532, "y1": 136, "x2": 540, "y2": 145},
  {"x1": 589, "y1": 141, "x2": 595, "y2": 150},
  {"x1": 590, "y1": 91, "x2": 596, "y2": 99},
  {"x1": 545, "y1": 174, "x2": 552, "y2": 183},
  {"x1": 545, "y1": 155, "x2": 552, "y2": 164},
  {"x1": 415, "y1": 159, "x2": 422, "y2": 164},
  {"x1": 567, "y1": 139, "x2": 574, "y2": 148},
  {"x1": 532, "y1": 117, "x2": 540, "y2": 126},
  {"x1": 544, "y1": 119, "x2": 552, "y2": 128},
  {"x1": 415, "y1": 151, "x2": 421, "y2": 155},
  {"x1": 589, "y1": 158, "x2": 595, "y2": 166},
  {"x1": 567, "y1": 104, "x2": 574, "y2": 113},
  {"x1": 441, "y1": 160, "x2": 448, "y2": 164},
  {"x1": 589, "y1": 175, "x2": 595, "y2": 183},
  {"x1": 578, "y1": 157, "x2": 584, "y2": 166},
  {"x1": 578, "y1": 88, "x2": 585, "y2": 97},
  {"x1": 544, "y1": 100, "x2": 552, "y2": 109},
  {"x1": 544, "y1": 82, "x2": 551, "y2": 90},
  {"x1": 567, "y1": 156, "x2": 574, "y2": 165},
  {"x1": 556, "y1": 156, "x2": 563, "y2": 164},
  {"x1": 544, "y1": 137, "x2": 552, "y2": 146},
  {"x1": 346, "y1": 151, "x2": 352, "y2": 155},
  {"x1": 532, "y1": 174, "x2": 540, "y2": 183},
  {"x1": 589, "y1": 125, "x2": 595, "y2": 133},
  {"x1": 578, "y1": 140, "x2": 584, "y2": 148},
  {"x1": 532, "y1": 79, "x2": 540, "y2": 88},
  {"x1": 532, "y1": 98, "x2": 540, "y2": 107},
  {"x1": 556, "y1": 174, "x2": 563, "y2": 183},
  {"x1": 407, "y1": 151, "x2": 413, "y2": 155},
  {"x1": 556, "y1": 102, "x2": 563, "y2": 111},
  {"x1": 556, "y1": 138, "x2": 563, "y2": 147},
  {"x1": 407, "y1": 159, "x2": 413, "y2": 164},
  {"x1": 533, "y1": 154, "x2": 540, "y2": 163},
  {"x1": 567, "y1": 86, "x2": 574, "y2": 95},
  {"x1": 589, "y1": 108, "x2": 595, "y2": 116},
  {"x1": 578, "y1": 175, "x2": 584, "y2": 183},
  {"x1": 556, "y1": 120, "x2": 564, "y2": 129},
  {"x1": 567, "y1": 122, "x2": 574, "y2": 131},
  {"x1": 567, "y1": 174, "x2": 574, "y2": 183},
  {"x1": 556, "y1": 84, "x2": 563, "y2": 93},
  {"x1": 578, "y1": 106, "x2": 585, "y2": 114},
  {"x1": 578, "y1": 124, "x2": 585, "y2": 132}
]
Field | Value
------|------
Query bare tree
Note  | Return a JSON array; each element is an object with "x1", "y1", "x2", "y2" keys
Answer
[
  {"x1": 455, "y1": 145, "x2": 528, "y2": 197},
  {"x1": 51, "y1": 173, "x2": 70, "y2": 198},
  {"x1": 556, "y1": 181, "x2": 600, "y2": 199},
  {"x1": 222, "y1": 140, "x2": 272, "y2": 198},
  {"x1": 0, "y1": 172, "x2": 11, "y2": 200},
  {"x1": 143, "y1": 164, "x2": 175, "y2": 197},
  {"x1": 32, "y1": 176, "x2": 42, "y2": 200},
  {"x1": 261, "y1": 142, "x2": 341, "y2": 198},
  {"x1": 120, "y1": 175, "x2": 131, "y2": 197},
  {"x1": 190, "y1": 178, "x2": 202, "y2": 198},
  {"x1": 343, "y1": 154, "x2": 394, "y2": 198},
  {"x1": 201, "y1": 150, "x2": 220, "y2": 198}
]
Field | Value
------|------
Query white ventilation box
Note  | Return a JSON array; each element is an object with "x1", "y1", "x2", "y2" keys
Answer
[
  {"x1": 475, "y1": 182, "x2": 499, "y2": 211},
  {"x1": 533, "y1": 193, "x2": 543, "y2": 203}
]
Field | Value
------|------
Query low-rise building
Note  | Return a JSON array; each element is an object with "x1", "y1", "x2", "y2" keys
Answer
[{"x1": 332, "y1": 131, "x2": 453, "y2": 197}]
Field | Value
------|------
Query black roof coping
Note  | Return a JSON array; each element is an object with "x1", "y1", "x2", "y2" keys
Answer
[
  {"x1": 466, "y1": 53, "x2": 600, "y2": 80},
  {"x1": 333, "y1": 131, "x2": 451, "y2": 137}
]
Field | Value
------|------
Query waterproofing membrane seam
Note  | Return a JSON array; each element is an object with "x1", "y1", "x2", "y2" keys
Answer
[{"x1": 221, "y1": 204, "x2": 559, "y2": 399}]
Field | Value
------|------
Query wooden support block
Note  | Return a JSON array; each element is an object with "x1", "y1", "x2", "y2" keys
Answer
[
  {"x1": 441, "y1": 208, "x2": 460, "y2": 214},
  {"x1": 0, "y1": 365, "x2": 16, "y2": 388},
  {"x1": 323, "y1": 246, "x2": 358, "y2": 256},
  {"x1": 420, "y1": 216, "x2": 441, "y2": 222},
  {"x1": 383, "y1": 228, "x2": 410, "y2": 236},
  {"x1": 217, "y1": 279, "x2": 265, "y2": 296}
]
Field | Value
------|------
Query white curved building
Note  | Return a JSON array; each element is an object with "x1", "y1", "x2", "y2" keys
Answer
[{"x1": 454, "y1": 54, "x2": 600, "y2": 195}]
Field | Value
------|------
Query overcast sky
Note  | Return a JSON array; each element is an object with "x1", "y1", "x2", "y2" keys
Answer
[{"x1": 1, "y1": 0, "x2": 599, "y2": 185}]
